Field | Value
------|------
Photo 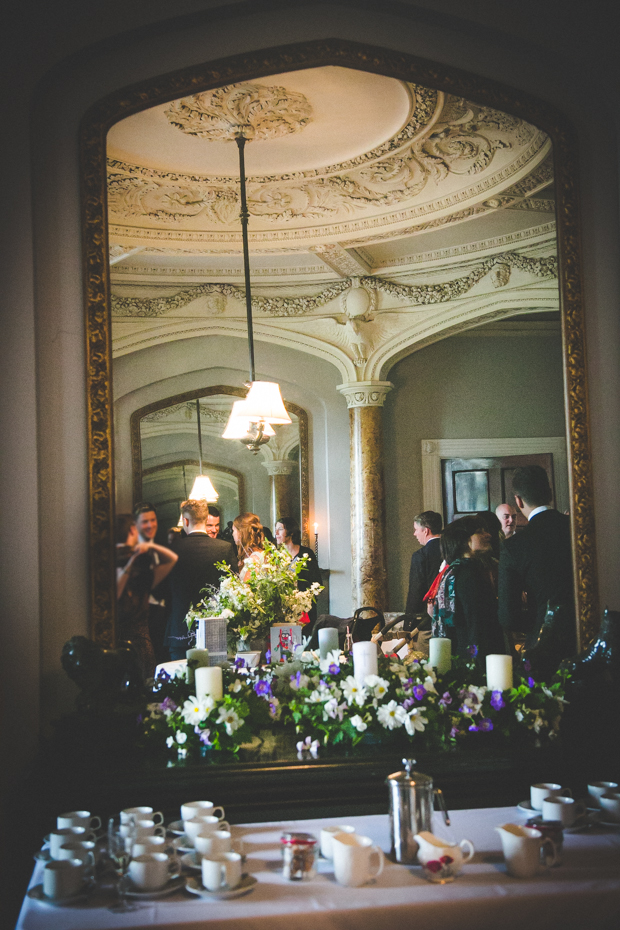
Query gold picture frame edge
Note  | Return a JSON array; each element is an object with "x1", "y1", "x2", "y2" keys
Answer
[{"x1": 81, "y1": 37, "x2": 597, "y2": 650}]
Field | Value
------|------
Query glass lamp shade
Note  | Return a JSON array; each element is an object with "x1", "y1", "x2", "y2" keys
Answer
[
  {"x1": 188, "y1": 474, "x2": 219, "y2": 502},
  {"x1": 242, "y1": 381, "x2": 292, "y2": 424},
  {"x1": 222, "y1": 400, "x2": 276, "y2": 439}
]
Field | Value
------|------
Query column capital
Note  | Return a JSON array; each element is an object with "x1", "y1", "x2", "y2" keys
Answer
[
  {"x1": 336, "y1": 381, "x2": 393, "y2": 408},
  {"x1": 261, "y1": 459, "x2": 298, "y2": 477}
]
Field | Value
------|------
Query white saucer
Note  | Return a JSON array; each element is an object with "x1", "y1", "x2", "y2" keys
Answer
[
  {"x1": 167, "y1": 820, "x2": 187, "y2": 836},
  {"x1": 27, "y1": 883, "x2": 89, "y2": 906},
  {"x1": 186, "y1": 874, "x2": 256, "y2": 900},
  {"x1": 180, "y1": 851, "x2": 202, "y2": 871},
  {"x1": 173, "y1": 838, "x2": 194, "y2": 855},
  {"x1": 124, "y1": 875, "x2": 185, "y2": 899},
  {"x1": 517, "y1": 800, "x2": 538, "y2": 814}
]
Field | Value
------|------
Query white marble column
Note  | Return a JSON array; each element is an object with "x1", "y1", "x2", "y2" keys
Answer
[
  {"x1": 262, "y1": 459, "x2": 298, "y2": 528},
  {"x1": 337, "y1": 381, "x2": 393, "y2": 611}
]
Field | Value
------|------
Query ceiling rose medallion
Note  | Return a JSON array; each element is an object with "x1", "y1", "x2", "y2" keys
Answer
[{"x1": 165, "y1": 83, "x2": 313, "y2": 142}]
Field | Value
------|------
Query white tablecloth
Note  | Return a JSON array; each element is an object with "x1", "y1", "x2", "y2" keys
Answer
[{"x1": 16, "y1": 806, "x2": 620, "y2": 930}]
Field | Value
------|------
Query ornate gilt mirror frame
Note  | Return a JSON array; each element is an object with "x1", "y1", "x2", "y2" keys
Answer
[
  {"x1": 130, "y1": 384, "x2": 308, "y2": 529},
  {"x1": 81, "y1": 38, "x2": 597, "y2": 650}
]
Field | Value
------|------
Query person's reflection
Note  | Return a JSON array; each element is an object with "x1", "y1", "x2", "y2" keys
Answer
[{"x1": 116, "y1": 513, "x2": 177, "y2": 678}]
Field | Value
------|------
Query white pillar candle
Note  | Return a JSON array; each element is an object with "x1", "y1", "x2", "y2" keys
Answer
[
  {"x1": 185, "y1": 648, "x2": 210, "y2": 687},
  {"x1": 486, "y1": 654, "x2": 513, "y2": 691},
  {"x1": 428, "y1": 637, "x2": 451, "y2": 676},
  {"x1": 195, "y1": 665, "x2": 223, "y2": 701},
  {"x1": 352, "y1": 640, "x2": 379, "y2": 685},
  {"x1": 318, "y1": 627, "x2": 339, "y2": 660}
]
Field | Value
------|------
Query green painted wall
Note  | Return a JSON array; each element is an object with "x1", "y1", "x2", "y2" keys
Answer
[{"x1": 383, "y1": 329, "x2": 566, "y2": 610}]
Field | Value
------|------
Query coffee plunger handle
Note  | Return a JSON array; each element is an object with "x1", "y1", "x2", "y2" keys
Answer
[{"x1": 434, "y1": 788, "x2": 451, "y2": 827}]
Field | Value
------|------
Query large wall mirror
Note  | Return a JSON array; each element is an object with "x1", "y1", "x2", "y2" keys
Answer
[{"x1": 82, "y1": 39, "x2": 597, "y2": 651}]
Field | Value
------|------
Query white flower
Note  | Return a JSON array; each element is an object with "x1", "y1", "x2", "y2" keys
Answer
[
  {"x1": 175, "y1": 731, "x2": 187, "y2": 744},
  {"x1": 515, "y1": 709, "x2": 524, "y2": 722},
  {"x1": 404, "y1": 706, "x2": 428, "y2": 736},
  {"x1": 220, "y1": 608, "x2": 234, "y2": 619},
  {"x1": 422, "y1": 676, "x2": 437, "y2": 694},
  {"x1": 166, "y1": 736, "x2": 174, "y2": 748},
  {"x1": 460, "y1": 684, "x2": 487, "y2": 714},
  {"x1": 289, "y1": 673, "x2": 310, "y2": 691},
  {"x1": 365, "y1": 675, "x2": 390, "y2": 701},
  {"x1": 319, "y1": 650, "x2": 341, "y2": 673},
  {"x1": 180, "y1": 696, "x2": 213, "y2": 726},
  {"x1": 377, "y1": 700, "x2": 407, "y2": 730},
  {"x1": 342, "y1": 675, "x2": 368, "y2": 707},
  {"x1": 296, "y1": 736, "x2": 320, "y2": 756},
  {"x1": 323, "y1": 698, "x2": 346, "y2": 722},
  {"x1": 350, "y1": 714, "x2": 368, "y2": 733},
  {"x1": 216, "y1": 706, "x2": 242, "y2": 736},
  {"x1": 177, "y1": 747, "x2": 188, "y2": 759},
  {"x1": 228, "y1": 679, "x2": 243, "y2": 693},
  {"x1": 423, "y1": 665, "x2": 437, "y2": 683}
]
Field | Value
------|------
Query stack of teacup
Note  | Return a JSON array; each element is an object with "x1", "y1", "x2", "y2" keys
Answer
[
  {"x1": 588, "y1": 780, "x2": 620, "y2": 823},
  {"x1": 319, "y1": 824, "x2": 384, "y2": 888},
  {"x1": 112, "y1": 806, "x2": 180, "y2": 893},
  {"x1": 179, "y1": 800, "x2": 244, "y2": 893},
  {"x1": 529, "y1": 782, "x2": 586, "y2": 828},
  {"x1": 43, "y1": 810, "x2": 101, "y2": 900}
]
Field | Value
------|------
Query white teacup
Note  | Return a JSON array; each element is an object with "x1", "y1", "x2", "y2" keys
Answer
[
  {"x1": 588, "y1": 781, "x2": 619, "y2": 807},
  {"x1": 599, "y1": 792, "x2": 620, "y2": 823},
  {"x1": 49, "y1": 827, "x2": 96, "y2": 860},
  {"x1": 57, "y1": 810, "x2": 101, "y2": 832},
  {"x1": 541, "y1": 795, "x2": 586, "y2": 826},
  {"x1": 194, "y1": 830, "x2": 232, "y2": 857},
  {"x1": 43, "y1": 859, "x2": 85, "y2": 900},
  {"x1": 530, "y1": 782, "x2": 571, "y2": 810},
  {"x1": 181, "y1": 801, "x2": 225, "y2": 822},
  {"x1": 201, "y1": 852, "x2": 242, "y2": 892},
  {"x1": 58, "y1": 840, "x2": 97, "y2": 869},
  {"x1": 184, "y1": 815, "x2": 230, "y2": 847},
  {"x1": 331, "y1": 833, "x2": 384, "y2": 888},
  {"x1": 320, "y1": 824, "x2": 356, "y2": 860},
  {"x1": 131, "y1": 835, "x2": 169, "y2": 857},
  {"x1": 128, "y1": 853, "x2": 180, "y2": 892},
  {"x1": 120, "y1": 807, "x2": 164, "y2": 826},
  {"x1": 496, "y1": 824, "x2": 558, "y2": 878}
]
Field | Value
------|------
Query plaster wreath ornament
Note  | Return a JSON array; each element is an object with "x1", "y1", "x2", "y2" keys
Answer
[{"x1": 185, "y1": 540, "x2": 323, "y2": 652}]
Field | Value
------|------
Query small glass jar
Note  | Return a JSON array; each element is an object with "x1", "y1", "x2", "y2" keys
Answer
[{"x1": 280, "y1": 832, "x2": 318, "y2": 880}]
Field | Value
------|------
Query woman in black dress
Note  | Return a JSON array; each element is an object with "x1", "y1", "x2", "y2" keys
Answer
[
  {"x1": 434, "y1": 516, "x2": 505, "y2": 660},
  {"x1": 275, "y1": 516, "x2": 322, "y2": 635},
  {"x1": 116, "y1": 513, "x2": 177, "y2": 679}
]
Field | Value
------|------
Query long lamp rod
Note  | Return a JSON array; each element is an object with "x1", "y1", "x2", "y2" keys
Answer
[
  {"x1": 236, "y1": 134, "x2": 256, "y2": 383},
  {"x1": 196, "y1": 398, "x2": 204, "y2": 475}
]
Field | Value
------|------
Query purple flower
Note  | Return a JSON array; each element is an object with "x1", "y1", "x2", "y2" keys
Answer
[
  {"x1": 136, "y1": 713, "x2": 143, "y2": 724},
  {"x1": 413, "y1": 685, "x2": 427, "y2": 700},
  {"x1": 156, "y1": 669, "x2": 171, "y2": 682},
  {"x1": 161, "y1": 696, "x2": 177, "y2": 713},
  {"x1": 468, "y1": 722, "x2": 479, "y2": 732},
  {"x1": 449, "y1": 726, "x2": 460, "y2": 738},
  {"x1": 197, "y1": 728, "x2": 212, "y2": 746},
  {"x1": 402, "y1": 697, "x2": 415, "y2": 711},
  {"x1": 479, "y1": 717, "x2": 494, "y2": 732},
  {"x1": 254, "y1": 679, "x2": 271, "y2": 697},
  {"x1": 234, "y1": 657, "x2": 246, "y2": 669},
  {"x1": 265, "y1": 649, "x2": 271, "y2": 663},
  {"x1": 527, "y1": 677, "x2": 536, "y2": 688},
  {"x1": 467, "y1": 645, "x2": 478, "y2": 658},
  {"x1": 291, "y1": 670, "x2": 301, "y2": 687},
  {"x1": 523, "y1": 659, "x2": 532, "y2": 672},
  {"x1": 490, "y1": 690, "x2": 505, "y2": 711},
  {"x1": 439, "y1": 691, "x2": 452, "y2": 707},
  {"x1": 328, "y1": 663, "x2": 340, "y2": 675}
]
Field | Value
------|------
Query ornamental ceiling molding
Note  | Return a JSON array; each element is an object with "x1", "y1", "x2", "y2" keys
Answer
[
  {"x1": 141, "y1": 401, "x2": 228, "y2": 423},
  {"x1": 107, "y1": 93, "x2": 544, "y2": 237},
  {"x1": 110, "y1": 250, "x2": 557, "y2": 319}
]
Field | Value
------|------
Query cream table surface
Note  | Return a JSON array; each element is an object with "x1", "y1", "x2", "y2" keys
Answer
[{"x1": 16, "y1": 806, "x2": 620, "y2": 930}]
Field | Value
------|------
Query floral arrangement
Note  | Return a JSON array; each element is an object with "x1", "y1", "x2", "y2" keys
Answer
[
  {"x1": 185, "y1": 540, "x2": 322, "y2": 649},
  {"x1": 138, "y1": 663, "x2": 277, "y2": 759},
  {"x1": 137, "y1": 646, "x2": 569, "y2": 760}
]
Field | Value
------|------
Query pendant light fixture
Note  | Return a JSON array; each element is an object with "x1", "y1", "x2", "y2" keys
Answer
[
  {"x1": 188, "y1": 398, "x2": 219, "y2": 501},
  {"x1": 222, "y1": 132, "x2": 291, "y2": 453}
]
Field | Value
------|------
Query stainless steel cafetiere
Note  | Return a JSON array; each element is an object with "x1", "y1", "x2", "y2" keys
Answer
[{"x1": 386, "y1": 759, "x2": 450, "y2": 864}]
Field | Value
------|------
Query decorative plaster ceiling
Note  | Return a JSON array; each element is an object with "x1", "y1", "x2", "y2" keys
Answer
[{"x1": 109, "y1": 65, "x2": 558, "y2": 383}]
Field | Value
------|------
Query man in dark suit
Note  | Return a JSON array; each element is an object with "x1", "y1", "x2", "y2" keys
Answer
[
  {"x1": 165, "y1": 499, "x2": 236, "y2": 659},
  {"x1": 498, "y1": 466, "x2": 574, "y2": 649},
  {"x1": 403, "y1": 511, "x2": 443, "y2": 631}
]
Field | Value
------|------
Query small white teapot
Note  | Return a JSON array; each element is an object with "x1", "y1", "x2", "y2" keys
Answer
[{"x1": 413, "y1": 831, "x2": 474, "y2": 882}]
